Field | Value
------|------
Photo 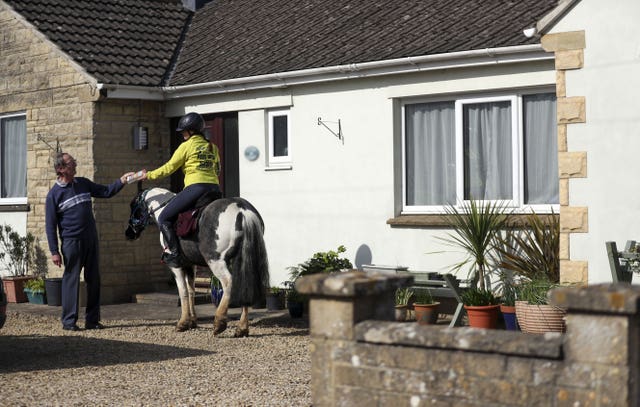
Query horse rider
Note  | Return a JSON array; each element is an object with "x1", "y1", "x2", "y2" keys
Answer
[{"x1": 136, "y1": 112, "x2": 222, "y2": 267}]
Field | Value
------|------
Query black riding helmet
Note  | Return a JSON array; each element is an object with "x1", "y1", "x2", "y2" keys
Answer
[{"x1": 176, "y1": 112, "x2": 205, "y2": 133}]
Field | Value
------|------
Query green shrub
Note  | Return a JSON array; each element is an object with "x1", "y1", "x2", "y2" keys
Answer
[
  {"x1": 461, "y1": 288, "x2": 499, "y2": 306},
  {"x1": 24, "y1": 277, "x2": 45, "y2": 292},
  {"x1": 413, "y1": 289, "x2": 434, "y2": 305},
  {"x1": 287, "y1": 245, "x2": 352, "y2": 281}
]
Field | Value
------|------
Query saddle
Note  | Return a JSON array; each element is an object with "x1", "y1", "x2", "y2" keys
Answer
[{"x1": 175, "y1": 190, "x2": 222, "y2": 238}]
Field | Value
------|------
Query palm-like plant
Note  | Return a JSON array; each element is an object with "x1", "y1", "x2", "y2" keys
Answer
[
  {"x1": 439, "y1": 200, "x2": 509, "y2": 291},
  {"x1": 495, "y1": 211, "x2": 560, "y2": 284}
]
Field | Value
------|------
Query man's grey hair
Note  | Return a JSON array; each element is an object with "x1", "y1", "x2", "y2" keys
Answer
[{"x1": 54, "y1": 152, "x2": 67, "y2": 175}]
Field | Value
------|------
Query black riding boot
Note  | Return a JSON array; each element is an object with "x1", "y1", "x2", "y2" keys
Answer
[{"x1": 159, "y1": 223, "x2": 183, "y2": 268}]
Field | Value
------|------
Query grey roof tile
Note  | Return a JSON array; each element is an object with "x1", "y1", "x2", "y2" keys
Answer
[
  {"x1": 4, "y1": 0, "x2": 190, "y2": 86},
  {"x1": 170, "y1": 0, "x2": 558, "y2": 86}
]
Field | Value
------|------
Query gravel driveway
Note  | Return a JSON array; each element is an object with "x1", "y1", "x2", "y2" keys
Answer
[{"x1": 0, "y1": 310, "x2": 311, "y2": 406}]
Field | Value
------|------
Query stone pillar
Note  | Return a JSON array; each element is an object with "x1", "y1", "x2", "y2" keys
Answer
[
  {"x1": 296, "y1": 271, "x2": 413, "y2": 406},
  {"x1": 550, "y1": 284, "x2": 640, "y2": 405}
]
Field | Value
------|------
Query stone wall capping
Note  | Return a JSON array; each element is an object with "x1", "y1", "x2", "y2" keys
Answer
[
  {"x1": 356, "y1": 320, "x2": 564, "y2": 359},
  {"x1": 550, "y1": 283, "x2": 640, "y2": 314},
  {"x1": 295, "y1": 270, "x2": 413, "y2": 297}
]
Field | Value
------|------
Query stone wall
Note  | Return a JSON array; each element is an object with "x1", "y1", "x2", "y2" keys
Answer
[
  {"x1": 93, "y1": 99, "x2": 173, "y2": 302},
  {"x1": 297, "y1": 271, "x2": 639, "y2": 406},
  {"x1": 0, "y1": 2, "x2": 98, "y2": 272},
  {"x1": 1, "y1": 4, "x2": 173, "y2": 302}
]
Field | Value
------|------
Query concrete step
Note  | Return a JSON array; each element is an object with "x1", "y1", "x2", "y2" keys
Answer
[{"x1": 132, "y1": 290, "x2": 211, "y2": 306}]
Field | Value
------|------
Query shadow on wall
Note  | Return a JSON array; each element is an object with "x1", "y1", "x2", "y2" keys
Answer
[{"x1": 354, "y1": 244, "x2": 372, "y2": 270}]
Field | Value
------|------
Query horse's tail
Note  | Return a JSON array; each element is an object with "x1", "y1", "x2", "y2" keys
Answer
[{"x1": 230, "y1": 208, "x2": 269, "y2": 306}]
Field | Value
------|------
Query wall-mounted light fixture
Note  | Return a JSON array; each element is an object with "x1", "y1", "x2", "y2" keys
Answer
[{"x1": 133, "y1": 126, "x2": 148, "y2": 150}]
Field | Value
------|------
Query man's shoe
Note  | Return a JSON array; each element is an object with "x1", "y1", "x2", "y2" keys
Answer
[
  {"x1": 63, "y1": 325, "x2": 81, "y2": 331},
  {"x1": 85, "y1": 322, "x2": 105, "y2": 330}
]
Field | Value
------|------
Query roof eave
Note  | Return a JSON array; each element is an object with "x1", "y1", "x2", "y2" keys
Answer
[
  {"x1": 536, "y1": 0, "x2": 582, "y2": 35},
  {"x1": 96, "y1": 84, "x2": 165, "y2": 100},
  {"x1": 163, "y1": 44, "x2": 553, "y2": 99}
]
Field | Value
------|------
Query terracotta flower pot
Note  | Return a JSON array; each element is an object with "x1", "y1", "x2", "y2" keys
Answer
[
  {"x1": 464, "y1": 304, "x2": 500, "y2": 329},
  {"x1": 3, "y1": 276, "x2": 33, "y2": 303},
  {"x1": 413, "y1": 302, "x2": 440, "y2": 325}
]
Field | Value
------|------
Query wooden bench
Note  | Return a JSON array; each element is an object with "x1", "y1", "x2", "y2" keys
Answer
[
  {"x1": 606, "y1": 241, "x2": 636, "y2": 283},
  {"x1": 362, "y1": 265, "x2": 466, "y2": 327}
]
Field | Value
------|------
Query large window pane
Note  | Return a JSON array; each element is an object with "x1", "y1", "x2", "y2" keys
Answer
[
  {"x1": 524, "y1": 93, "x2": 558, "y2": 204},
  {"x1": 1, "y1": 116, "x2": 27, "y2": 198},
  {"x1": 463, "y1": 101, "x2": 512, "y2": 200},
  {"x1": 405, "y1": 101, "x2": 455, "y2": 205}
]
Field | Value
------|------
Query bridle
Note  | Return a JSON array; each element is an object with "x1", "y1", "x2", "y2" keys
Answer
[{"x1": 126, "y1": 189, "x2": 173, "y2": 239}]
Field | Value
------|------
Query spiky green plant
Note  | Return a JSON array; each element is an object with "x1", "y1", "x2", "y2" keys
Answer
[
  {"x1": 495, "y1": 211, "x2": 560, "y2": 284},
  {"x1": 439, "y1": 200, "x2": 510, "y2": 291},
  {"x1": 395, "y1": 287, "x2": 414, "y2": 306},
  {"x1": 461, "y1": 287, "x2": 499, "y2": 306}
]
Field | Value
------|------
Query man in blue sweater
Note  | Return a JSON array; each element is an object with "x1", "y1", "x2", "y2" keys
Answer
[{"x1": 45, "y1": 152, "x2": 134, "y2": 331}]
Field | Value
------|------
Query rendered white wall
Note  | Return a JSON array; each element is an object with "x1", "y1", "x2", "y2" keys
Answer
[
  {"x1": 169, "y1": 63, "x2": 556, "y2": 287},
  {"x1": 549, "y1": 0, "x2": 640, "y2": 283}
]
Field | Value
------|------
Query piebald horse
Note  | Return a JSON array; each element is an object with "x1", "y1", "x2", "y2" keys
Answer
[{"x1": 125, "y1": 187, "x2": 269, "y2": 337}]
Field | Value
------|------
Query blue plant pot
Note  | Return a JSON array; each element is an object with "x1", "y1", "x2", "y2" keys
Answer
[
  {"x1": 501, "y1": 305, "x2": 519, "y2": 331},
  {"x1": 24, "y1": 288, "x2": 46, "y2": 305},
  {"x1": 211, "y1": 287, "x2": 224, "y2": 306}
]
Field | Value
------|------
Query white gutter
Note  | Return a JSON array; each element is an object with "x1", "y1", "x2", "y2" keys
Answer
[
  {"x1": 163, "y1": 44, "x2": 553, "y2": 100},
  {"x1": 96, "y1": 44, "x2": 553, "y2": 100}
]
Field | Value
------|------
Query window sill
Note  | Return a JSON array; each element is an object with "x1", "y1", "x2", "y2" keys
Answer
[
  {"x1": 265, "y1": 165, "x2": 292, "y2": 171},
  {"x1": 0, "y1": 204, "x2": 30, "y2": 212},
  {"x1": 387, "y1": 213, "x2": 559, "y2": 228}
]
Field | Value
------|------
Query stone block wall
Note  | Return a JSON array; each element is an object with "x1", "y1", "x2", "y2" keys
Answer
[
  {"x1": 298, "y1": 272, "x2": 639, "y2": 406},
  {"x1": 0, "y1": 2, "x2": 98, "y2": 273},
  {"x1": 1, "y1": 4, "x2": 173, "y2": 302},
  {"x1": 93, "y1": 99, "x2": 172, "y2": 302}
]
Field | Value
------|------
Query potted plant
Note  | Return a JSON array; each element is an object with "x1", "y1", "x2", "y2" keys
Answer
[
  {"x1": 394, "y1": 287, "x2": 414, "y2": 322},
  {"x1": 412, "y1": 289, "x2": 440, "y2": 325},
  {"x1": 23, "y1": 277, "x2": 46, "y2": 304},
  {"x1": 461, "y1": 288, "x2": 500, "y2": 329},
  {"x1": 514, "y1": 278, "x2": 565, "y2": 334},
  {"x1": 210, "y1": 274, "x2": 223, "y2": 307},
  {"x1": 496, "y1": 269, "x2": 518, "y2": 330},
  {"x1": 284, "y1": 281, "x2": 305, "y2": 318},
  {"x1": 286, "y1": 245, "x2": 353, "y2": 317},
  {"x1": 0, "y1": 224, "x2": 44, "y2": 303},
  {"x1": 266, "y1": 286, "x2": 285, "y2": 311},
  {"x1": 496, "y1": 211, "x2": 565, "y2": 334}
]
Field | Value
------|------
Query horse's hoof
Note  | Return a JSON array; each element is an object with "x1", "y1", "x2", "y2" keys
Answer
[
  {"x1": 190, "y1": 319, "x2": 198, "y2": 329},
  {"x1": 175, "y1": 322, "x2": 190, "y2": 332},
  {"x1": 213, "y1": 319, "x2": 227, "y2": 336},
  {"x1": 234, "y1": 328, "x2": 249, "y2": 338}
]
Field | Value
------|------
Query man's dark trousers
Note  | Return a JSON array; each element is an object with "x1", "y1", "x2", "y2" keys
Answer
[{"x1": 61, "y1": 237, "x2": 100, "y2": 328}]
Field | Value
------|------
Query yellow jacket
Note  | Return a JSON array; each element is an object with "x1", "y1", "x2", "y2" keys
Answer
[{"x1": 147, "y1": 135, "x2": 220, "y2": 186}]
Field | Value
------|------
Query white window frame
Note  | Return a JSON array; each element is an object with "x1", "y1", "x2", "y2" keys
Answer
[
  {"x1": 401, "y1": 90, "x2": 558, "y2": 215},
  {"x1": 267, "y1": 109, "x2": 291, "y2": 165},
  {"x1": 0, "y1": 112, "x2": 27, "y2": 205}
]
